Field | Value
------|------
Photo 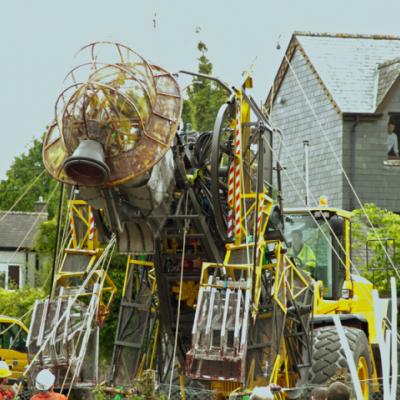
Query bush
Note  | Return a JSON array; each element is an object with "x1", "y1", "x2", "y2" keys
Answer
[
  {"x1": 0, "y1": 286, "x2": 45, "y2": 325},
  {"x1": 352, "y1": 203, "x2": 400, "y2": 294}
]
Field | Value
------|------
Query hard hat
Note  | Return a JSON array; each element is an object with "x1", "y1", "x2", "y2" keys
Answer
[
  {"x1": 35, "y1": 369, "x2": 55, "y2": 391},
  {"x1": 250, "y1": 386, "x2": 274, "y2": 400},
  {"x1": 319, "y1": 195, "x2": 329, "y2": 206},
  {"x1": 0, "y1": 361, "x2": 11, "y2": 378}
]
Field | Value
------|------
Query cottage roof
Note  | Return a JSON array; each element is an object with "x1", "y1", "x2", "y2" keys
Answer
[
  {"x1": 0, "y1": 211, "x2": 48, "y2": 250},
  {"x1": 267, "y1": 32, "x2": 400, "y2": 114},
  {"x1": 376, "y1": 57, "x2": 400, "y2": 109}
]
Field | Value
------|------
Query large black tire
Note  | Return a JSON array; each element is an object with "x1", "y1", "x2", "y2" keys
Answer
[{"x1": 310, "y1": 326, "x2": 372, "y2": 398}]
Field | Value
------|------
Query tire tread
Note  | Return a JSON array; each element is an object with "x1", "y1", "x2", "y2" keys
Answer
[{"x1": 309, "y1": 326, "x2": 371, "y2": 386}]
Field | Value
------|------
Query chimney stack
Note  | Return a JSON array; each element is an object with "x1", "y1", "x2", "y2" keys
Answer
[{"x1": 35, "y1": 196, "x2": 48, "y2": 213}]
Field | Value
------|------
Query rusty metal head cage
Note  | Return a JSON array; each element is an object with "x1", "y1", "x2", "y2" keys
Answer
[{"x1": 43, "y1": 42, "x2": 182, "y2": 187}]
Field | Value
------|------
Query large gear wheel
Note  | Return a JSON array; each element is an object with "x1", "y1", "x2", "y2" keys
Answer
[{"x1": 210, "y1": 102, "x2": 235, "y2": 242}]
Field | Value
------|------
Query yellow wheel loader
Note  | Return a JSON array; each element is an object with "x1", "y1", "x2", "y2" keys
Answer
[
  {"x1": 0, "y1": 316, "x2": 29, "y2": 380},
  {"x1": 283, "y1": 206, "x2": 383, "y2": 399}
]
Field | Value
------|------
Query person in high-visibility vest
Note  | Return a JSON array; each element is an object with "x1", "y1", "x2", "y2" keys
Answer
[
  {"x1": 30, "y1": 369, "x2": 67, "y2": 400},
  {"x1": 289, "y1": 229, "x2": 317, "y2": 272},
  {"x1": 0, "y1": 361, "x2": 15, "y2": 400}
]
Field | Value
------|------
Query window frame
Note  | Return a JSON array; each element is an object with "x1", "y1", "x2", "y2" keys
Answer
[{"x1": 0, "y1": 263, "x2": 23, "y2": 290}]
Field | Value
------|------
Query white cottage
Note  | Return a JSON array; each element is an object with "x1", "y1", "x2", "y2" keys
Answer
[{"x1": 0, "y1": 200, "x2": 47, "y2": 288}]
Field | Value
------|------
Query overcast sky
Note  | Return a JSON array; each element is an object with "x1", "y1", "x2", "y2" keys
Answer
[{"x1": 1, "y1": 0, "x2": 399, "y2": 180}]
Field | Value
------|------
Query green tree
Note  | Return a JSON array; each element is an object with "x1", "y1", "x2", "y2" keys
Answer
[
  {"x1": 0, "y1": 136, "x2": 64, "y2": 290},
  {"x1": 181, "y1": 100, "x2": 195, "y2": 131},
  {"x1": 183, "y1": 41, "x2": 228, "y2": 131},
  {"x1": 351, "y1": 203, "x2": 400, "y2": 293},
  {"x1": 0, "y1": 286, "x2": 45, "y2": 325},
  {"x1": 0, "y1": 137, "x2": 58, "y2": 217},
  {"x1": 34, "y1": 218, "x2": 58, "y2": 290}
]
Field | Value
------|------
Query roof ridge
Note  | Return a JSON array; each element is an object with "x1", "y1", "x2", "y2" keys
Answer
[
  {"x1": 378, "y1": 57, "x2": 400, "y2": 69},
  {"x1": 0, "y1": 210, "x2": 48, "y2": 216},
  {"x1": 294, "y1": 31, "x2": 400, "y2": 40}
]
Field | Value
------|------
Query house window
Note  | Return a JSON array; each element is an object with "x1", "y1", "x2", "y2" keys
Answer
[
  {"x1": 383, "y1": 116, "x2": 400, "y2": 166},
  {"x1": 0, "y1": 264, "x2": 22, "y2": 290},
  {"x1": 8, "y1": 265, "x2": 20, "y2": 289},
  {"x1": 387, "y1": 117, "x2": 400, "y2": 159},
  {"x1": 0, "y1": 272, "x2": 5, "y2": 289}
]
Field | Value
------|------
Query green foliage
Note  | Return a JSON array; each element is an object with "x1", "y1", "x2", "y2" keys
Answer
[
  {"x1": 91, "y1": 370, "x2": 165, "y2": 399},
  {"x1": 34, "y1": 218, "x2": 58, "y2": 290},
  {"x1": 184, "y1": 41, "x2": 228, "y2": 131},
  {"x1": 99, "y1": 254, "x2": 126, "y2": 360},
  {"x1": 0, "y1": 135, "x2": 68, "y2": 291},
  {"x1": 92, "y1": 385, "x2": 109, "y2": 400},
  {"x1": 181, "y1": 99, "x2": 195, "y2": 131},
  {"x1": 0, "y1": 286, "x2": 45, "y2": 325},
  {"x1": 0, "y1": 137, "x2": 58, "y2": 218},
  {"x1": 351, "y1": 203, "x2": 400, "y2": 293},
  {"x1": 35, "y1": 218, "x2": 57, "y2": 256}
]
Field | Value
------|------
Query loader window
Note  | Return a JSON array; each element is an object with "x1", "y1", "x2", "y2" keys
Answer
[
  {"x1": 286, "y1": 213, "x2": 334, "y2": 298},
  {"x1": 0, "y1": 323, "x2": 27, "y2": 352}
]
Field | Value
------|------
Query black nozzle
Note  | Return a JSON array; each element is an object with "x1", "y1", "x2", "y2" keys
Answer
[{"x1": 64, "y1": 139, "x2": 110, "y2": 186}]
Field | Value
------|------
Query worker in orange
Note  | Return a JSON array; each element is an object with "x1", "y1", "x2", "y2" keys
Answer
[
  {"x1": 30, "y1": 369, "x2": 67, "y2": 400},
  {"x1": 0, "y1": 361, "x2": 15, "y2": 400}
]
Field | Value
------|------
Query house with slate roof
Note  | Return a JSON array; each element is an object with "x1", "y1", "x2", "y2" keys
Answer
[
  {"x1": 266, "y1": 32, "x2": 400, "y2": 211},
  {"x1": 0, "y1": 199, "x2": 47, "y2": 289}
]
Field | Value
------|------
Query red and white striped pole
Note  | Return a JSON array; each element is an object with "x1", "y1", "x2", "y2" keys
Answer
[
  {"x1": 227, "y1": 163, "x2": 235, "y2": 239},
  {"x1": 256, "y1": 194, "x2": 264, "y2": 236},
  {"x1": 234, "y1": 100, "x2": 242, "y2": 242},
  {"x1": 88, "y1": 207, "x2": 95, "y2": 242}
]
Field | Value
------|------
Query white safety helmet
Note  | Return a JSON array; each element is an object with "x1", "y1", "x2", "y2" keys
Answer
[
  {"x1": 250, "y1": 386, "x2": 274, "y2": 400},
  {"x1": 35, "y1": 369, "x2": 55, "y2": 391},
  {"x1": 0, "y1": 361, "x2": 11, "y2": 378}
]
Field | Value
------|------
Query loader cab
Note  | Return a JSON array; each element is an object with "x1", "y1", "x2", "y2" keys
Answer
[
  {"x1": 0, "y1": 316, "x2": 29, "y2": 380},
  {"x1": 284, "y1": 207, "x2": 351, "y2": 300}
]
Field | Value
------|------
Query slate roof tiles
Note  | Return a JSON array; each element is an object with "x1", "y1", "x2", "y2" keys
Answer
[
  {"x1": 270, "y1": 32, "x2": 400, "y2": 114},
  {"x1": 0, "y1": 211, "x2": 47, "y2": 249}
]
